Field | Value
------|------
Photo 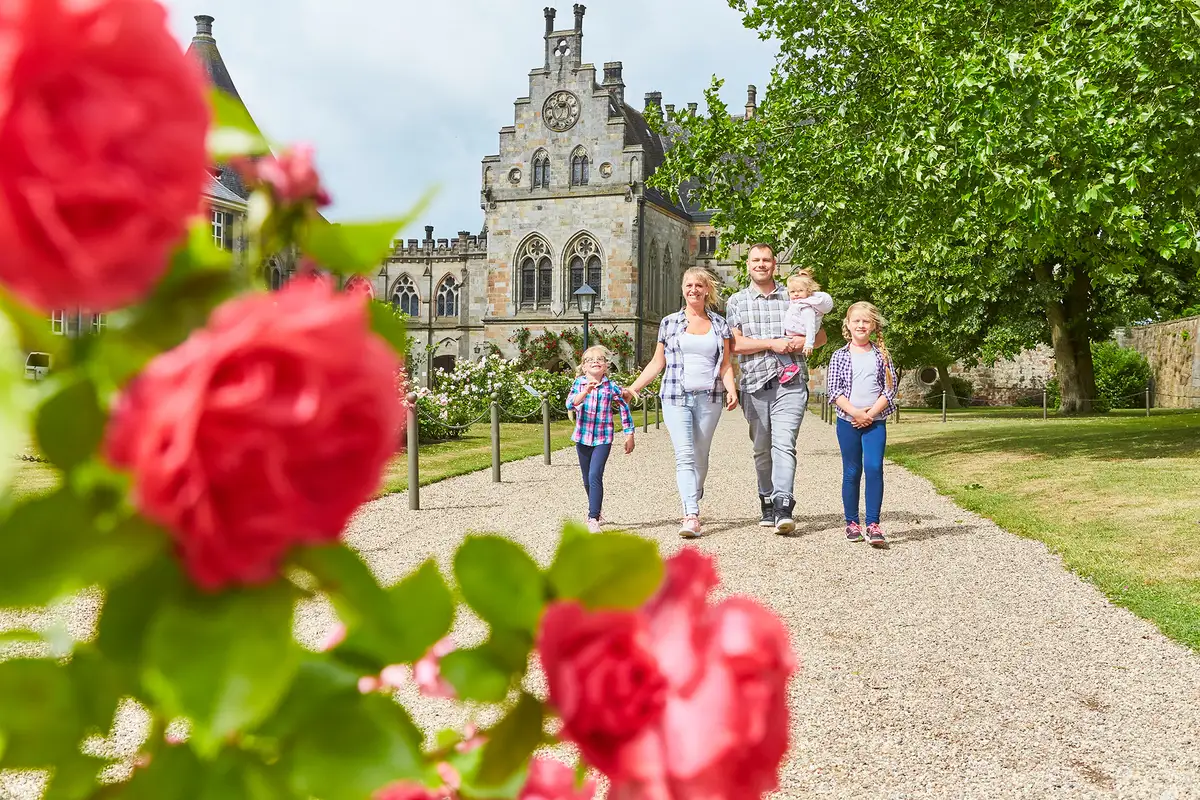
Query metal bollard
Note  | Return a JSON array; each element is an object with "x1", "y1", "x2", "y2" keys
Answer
[
  {"x1": 642, "y1": 395, "x2": 648, "y2": 433},
  {"x1": 895, "y1": 401, "x2": 901, "y2": 423},
  {"x1": 1042, "y1": 387, "x2": 1048, "y2": 420},
  {"x1": 491, "y1": 401, "x2": 501, "y2": 483},
  {"x1": 1145, "y1": 386, "x2": 1151, "y2": 417},
  {"x1": 542, "y1": 398, "x2": 551, "y2": 465},
  {"x1": 655, "y1": 395, "x2": 661, "y2": 429},
  {"x1": 406, "y1": 393, "x2": 420, "y2": 510},
  {"x1": 941, "y1": 391, "x2": 947, "y2": 423}
]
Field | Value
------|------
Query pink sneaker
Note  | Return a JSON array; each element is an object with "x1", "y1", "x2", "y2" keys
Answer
[
  {"x1": 679, "y1": 516, "x2": 701, "y2": 539},
  {"x1": 779, "y1": 363, "x2": 802, "y2": 384},
  {"x1": 586, "y1": 518, "x2": 602, "y2": 534}
]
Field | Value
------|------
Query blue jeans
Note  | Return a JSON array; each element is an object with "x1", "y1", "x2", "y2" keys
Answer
[
  {"x1": 576, "y1": 442, "x2": 612, "y2": 520},
  {"x1": 741, "y1": 381, "x2": 808, "y2": 500},
  {"x1": 836, "y1": 418, "x2": 887, "y2": 525},
  {"x1": 661, "y1": 392, "x2": 724, "y2": 516}
]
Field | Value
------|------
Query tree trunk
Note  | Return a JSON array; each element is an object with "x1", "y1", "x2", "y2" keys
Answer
[
  {"x1": 1036, "y1": 260, "x2": 1097, "y2": 414},
  {"x1": 936, "y1": 364, "x2": 962, "y2": 408}
]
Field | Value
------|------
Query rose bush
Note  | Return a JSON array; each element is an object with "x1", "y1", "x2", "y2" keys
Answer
[
  {"x1": 0, "y1": 2, "x2": 796, "y2": 798},
  {"x1": 0, "y1": 0, "x2": 210, "y2": 312}
]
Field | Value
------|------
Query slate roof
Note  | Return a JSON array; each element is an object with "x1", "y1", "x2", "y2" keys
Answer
[
  {"x1": 206, "y1": 173, "x2": 248, "y2": 207},
  {"x1": 186, "y1": 15, "x2": 253, "y2": 200}
]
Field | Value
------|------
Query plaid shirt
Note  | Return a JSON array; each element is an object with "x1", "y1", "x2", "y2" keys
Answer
[
  {"x1": 657, "y1": 311, "x2": 732, "y2": 406},
  {"x1": 567, "y1": 376, "x2": 635, "y2": 445},
  {"x1": 725, "y1": 282, "x2": 808, "y2": 393},
  {"x1": 826, "y1": 344, "x2": 899, "y2": 421}
]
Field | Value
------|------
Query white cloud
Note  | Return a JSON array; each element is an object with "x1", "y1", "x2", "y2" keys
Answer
[{"x1": 162, "y1": 0, "x2": 777, "y2": 237}]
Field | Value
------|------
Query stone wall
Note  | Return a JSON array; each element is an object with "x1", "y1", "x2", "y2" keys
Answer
[{"x1": 1123, "y1": 316, "x2": 1200, "y2": 408}]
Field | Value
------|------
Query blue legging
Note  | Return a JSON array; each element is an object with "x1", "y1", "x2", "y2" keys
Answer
[
  {"x1": 836, "y1": 418, "x2": 886, "y2": 525},
  {"x1": 576, "y1": 442, "x2": 612, "y2": 520}
]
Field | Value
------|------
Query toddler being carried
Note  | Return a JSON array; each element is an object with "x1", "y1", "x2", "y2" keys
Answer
[{"x1": 777, "y1": 270, "x2": 833, "y2": 385}]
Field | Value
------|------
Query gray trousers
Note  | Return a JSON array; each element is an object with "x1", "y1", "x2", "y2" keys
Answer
[{"x1": 741, "y1": 381, "x2": 808, "y2": 500}]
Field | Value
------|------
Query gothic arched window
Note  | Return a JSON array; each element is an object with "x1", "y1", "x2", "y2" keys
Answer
[
  {"x1": 392, "y1": 274, "x2": 420, "y2": 317},
  {"x1": 567, "y1": 234, "x2": 603, "y2": 301},
  {"x1": 707, "y1": 234, "x2": 718, "y2": 255},
  {"x1": 436, "y1": 275, "x2": 460, "y2": 318},
  {"x1": 646, "y1": 239, "x2": 658, "y2": 316},
  {"x1": 532, "y1": 150, "x2": 550, "y2": 189},
  {"x1": 516, "y1": 235, "x2": 553, "y2": 309},
  {"x1": 570, "y1": 147, "x2": 589, "y2": 186},
  {"x1": 270, "y1": 266, "x2": 282, "y2": 292}
]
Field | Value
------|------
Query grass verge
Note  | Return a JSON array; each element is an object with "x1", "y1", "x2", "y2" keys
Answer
[{"x1": 887, "y1": 410, "x2": 1200, "y2": 651}]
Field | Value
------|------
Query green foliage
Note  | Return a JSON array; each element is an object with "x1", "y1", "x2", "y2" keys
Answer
[
  {"x1": 924, "y1": 377, "x2": 974, "y2": 408},
  {"x1": 1046, "y1": 341, "x2": 1150, "y2": 411},
  {"x1": 510, "y1": 326, "x2": 635, "y2": 372},
  {"x1": 654, "y1": 0, "x2": 1200, "y2": 409},
  {"x1": 548, "y1": 524, "x2": 664, "y2": 611}
]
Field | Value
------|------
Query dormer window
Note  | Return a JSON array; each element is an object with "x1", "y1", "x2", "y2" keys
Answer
[
  {"x1": 570, "y1": 147, "x2": 589, "y2": 186},
  {"x1": 532, "y1": 151, "x2": 551, "y2": 189}
]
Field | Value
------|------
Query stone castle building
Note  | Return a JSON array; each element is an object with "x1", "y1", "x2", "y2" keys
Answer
[{"x1": 365, "y1": 6, "x2": 753, "y2": 383}]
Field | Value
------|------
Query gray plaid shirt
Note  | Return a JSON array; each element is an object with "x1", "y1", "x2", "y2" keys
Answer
[
  {"x1": 657, "y1": 310, "x2": 732, "y2": 406},
  {"x1": 725, "y1": 282, "x2": 807, "y2": 393}
]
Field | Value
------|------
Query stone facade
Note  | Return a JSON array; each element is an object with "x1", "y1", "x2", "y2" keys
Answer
[
  {"x1": 379, "y1": 6, "x2": 748, "y2": 385},
  {"x1": 1121, "y1": 316, "x2": 1200, "y2": 408}
]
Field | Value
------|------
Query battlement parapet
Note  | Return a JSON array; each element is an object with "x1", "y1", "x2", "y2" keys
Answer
[{"x1": 390, "y1": 228, "x2": 488, "y2": 258}]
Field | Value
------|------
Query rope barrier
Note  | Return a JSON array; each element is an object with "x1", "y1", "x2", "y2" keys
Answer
[{"x1": 415, "y1": 405, "x2": 491, "y2": 432}]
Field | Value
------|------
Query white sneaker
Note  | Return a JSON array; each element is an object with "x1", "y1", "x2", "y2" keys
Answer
[
  {"x1": 679, "y1": 516, "x2": 701, "y2": 539},
  {"x1": 586, "y1": 518, "x2": 602, "y2": 534}
]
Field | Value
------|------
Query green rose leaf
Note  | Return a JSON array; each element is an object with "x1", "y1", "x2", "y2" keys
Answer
[
  {"x1": 296, "y1": 546, "x2": 454, "y2": 668},
  {"x1": 207, "y1": 88, "x2": 269, "y2": 158},
  {"x1": 548, "y1": 527, "x2": 663, "y2": 610},
  {"x1": 475, "y1": 693, "x2": 545, "y2": 788},
  {"x1": 98, "y1": 744, "x2": 294, "y2": 800},
  {"x1": 298, "y1": 190, "x2": 431, "y2": 276},
  {"x1": 141, "y1": 580, "x2": 302, "y2": 757},
  {"x1": 284, "y1": 693, "x2": 425, "y2": 800},
  {"x1": 0, "y1": 659, "x2": 83, "y2": 768},
  {"x1": 454, "y1": 535, "x2": 547, "y2": 633},
  {"x1": 440, "y1": 647, "x2": 512, "y2": 704},
  {"x1": 368, "y1": 300, "x2": 411, "y2": 357},
  {"x1": 34, "y1": 374, "x2": 105, "y2": 472},
  {"x1": 95, "y1": 554, "x2": 183, "y2": 674},
  {"x1": 0, "y1": 492, "x2": 165, "y2": 607},
  {"x1": 0, "y1": 306, "x2": 33, "y2": 494}
]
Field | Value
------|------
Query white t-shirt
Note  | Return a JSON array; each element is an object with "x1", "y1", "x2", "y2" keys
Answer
[
  {"x1": 849, "y1": 348, "x2": 882, "y2": 410},
  {"x1": 680, "y1": 329, "x2": 720, "y2": 392}
]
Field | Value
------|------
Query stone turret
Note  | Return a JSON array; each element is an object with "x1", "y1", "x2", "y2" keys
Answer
[{"x1": 745, "y1": 84, "x2": 758, "y2": 118}]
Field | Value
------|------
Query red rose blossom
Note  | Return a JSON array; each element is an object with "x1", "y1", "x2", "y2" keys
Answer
[
  {"x1": 540, "y1": 548, "x2": 797, "y2": 800},
  {"x1": 537, "y1": 603, "x2": 667, "y2": 776},
  {"x1": 231, "y1": 143, "x2": 330, "y2": 207},
  {"x1": 519, "y1": 757, "x2": 596, "y2": 800},
  {"x1": 105, "y1": 279, "x2": 401, "y2": 589},
  {"x1": 0, "y1": 0, "x2": 209, "y2": 311}
]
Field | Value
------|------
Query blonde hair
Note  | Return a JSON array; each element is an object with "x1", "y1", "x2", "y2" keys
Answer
[
  {"x1": 681, "y1": 266, "x2": 721, "y2": 311},
  {"x1": 842, "y1": 301, "x2": 894, "y2": 391},
  {"x1": 787, "y1": 269, "x2": 820, "y2": 294},
  {"x1": 576, "y1": 344, "x2": 614, "y2": 376}
]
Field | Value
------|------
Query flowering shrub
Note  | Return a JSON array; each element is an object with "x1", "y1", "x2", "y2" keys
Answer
[
  {"x1": 511, "y1": 327, "x2": 635, "y2": 372},
  {"x1": 0, "y1": 3, "x2": 796, "y2": 799}
]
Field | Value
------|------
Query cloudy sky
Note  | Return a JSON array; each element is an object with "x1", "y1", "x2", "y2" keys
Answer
[{"x1": 162, "y1": 1, "x2": 778, "y2": 238}]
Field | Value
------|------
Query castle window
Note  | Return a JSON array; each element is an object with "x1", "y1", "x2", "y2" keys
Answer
[
  {"x1": 211, "y1": 208, "x2": 234, "y2": 251},
  {"x1": 392, "y1": 274, "x2": 420, "y2": 317},
  {"x1": 436, "y1": 275, "x2": 460, "y2": 318},
  {"x1": 51, "y1": 310, "x2": 65, "y2": 335},
  {"x1": 533, "y1": 151, "x2": 550, "y2": 189},
  {"x1": 566, "y1": 234, "x2": 602, "y2": 302},
  {"x1": 270, "y1": 266, "x2": 282, "y2": 291},
  {"x1": 570, "y1": 147, "x2": 589, "y2": 186},
  {"x1": 707, "y1": 234, "x2": 717, "y2": 255},
  {"x1": 698, "y1": 235, "x2": 709, "y2": 256},
  {"x1": 516, "y1": 235, "x2": 553, "y2": 309}
]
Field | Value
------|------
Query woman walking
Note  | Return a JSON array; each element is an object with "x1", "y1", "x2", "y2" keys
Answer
[
  {"x1": 826, "y1": 301, "x2": 898, "y2": 547},
  {"x1": 624, "y1": 267, "x2": 738, "y2": 537}
]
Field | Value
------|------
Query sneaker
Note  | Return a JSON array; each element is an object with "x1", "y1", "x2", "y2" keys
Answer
[
  {"x1": 845, "y1": 521, "x2": 864, "y2": 542},
  {"x1": 586, "y1": 518, "x2": 602, "y2": 534},
  {"x1": 758, "y1": 494, "x2": 774, "y2": 528},
  {"x1": 866, "y1": 522, "x2": 887, "y2": 547},
  {"x1": 773, "y1": 494, "x2": 796, "y2": 534},
  {"x1": 779, "y1": 363, "x2": 802, "y2": 385},
  {"x1": 679, "y1": 516, "x2": 701, "y2": 539},
  {"x1": 596, "y1": 514, "x2": 607, "y2": 525}
]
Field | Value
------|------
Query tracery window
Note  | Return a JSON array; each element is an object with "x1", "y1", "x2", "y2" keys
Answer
[
  {"x1": 392, "y1": 274, "x2": 420, "y2": 317},
  {"x1": 516, "y1": 235, "x2": 553, "y2": 309},
  {"x1": 570, "y1": 147, "x2": 589, "y2": 186},
  {"x1": 567, "y1": 234, "x2": 603, "y2": 302},
  {"x1": 532, "y1": 150, "x2": 551, "y2": 189},
  {"x1": 436, "y1": 275, "x2": 460, "y2": 318}
]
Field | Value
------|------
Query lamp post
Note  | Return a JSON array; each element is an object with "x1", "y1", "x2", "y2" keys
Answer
[{"x1": 574, "y1": 282, "x2": 597, "y2": 350}]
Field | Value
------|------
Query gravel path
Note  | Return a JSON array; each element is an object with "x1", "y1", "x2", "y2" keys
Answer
[{"x1": 4, "y1": 411, "x2": 1200, "y2": 799}]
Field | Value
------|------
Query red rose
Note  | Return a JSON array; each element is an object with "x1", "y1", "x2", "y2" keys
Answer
[
  {"x1": 372, "y1": 782, "x2": 438, "y2": 800},
  {"x1": 543, "y1": 548, "x2": 797, "y2": 800},
  {"x1": 537, "y1": 603, "x2": 667, "y2": 776},
  {"x1": 105, "y1": 279, "x2": 401, "y2": 589},
  {"x1": 231, "y1": 143, "x2": 330, "y2": 208},
  {"x1": 0, "y1": 0, "x2": 209, "y2": 311},
  {"x1": 519, "y1": 757, "x2": 596, "y2": 800}
]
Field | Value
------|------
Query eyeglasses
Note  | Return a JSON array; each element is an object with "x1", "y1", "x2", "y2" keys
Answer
[{"x1": 583, "y1": 358, "x2": 607, "y2": 365}]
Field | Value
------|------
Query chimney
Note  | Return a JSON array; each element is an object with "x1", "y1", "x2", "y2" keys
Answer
[
  {"x1": 687, "y1": 102, "x2": 698, "y2": 115},
  {"x1": 665, "y1": 103, "x2": 675, "y2": 118},
  {"x1": 424, "y1": 225, "x2": 434, "y2": 244},
  {"x1": 745, "y1": 84, "x2": 758, "y2": 119},
  {"x1": 644, "y1": 91, "x2": 662, "y2": 113},
  {"x1": 544, "y1": 6, "x2": 555, "y2": 34},
  {"x1": 194, "y1": 14, "x2": 214, "y2": 39},
  {"x1": 603, "y1": 61, "x2": 624, "y2": 106},
  {"x1": 574, "y1": 4, "x2": 586, "y2": 31}
]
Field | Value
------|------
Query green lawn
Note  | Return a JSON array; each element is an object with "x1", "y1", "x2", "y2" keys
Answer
[{"x1": 887, "y1": 409, "x2": 1200, "y2": 650}]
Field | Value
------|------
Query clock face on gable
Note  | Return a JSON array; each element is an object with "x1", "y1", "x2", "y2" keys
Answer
[{"x1": 542, "y1": 91, "x2": 581, "y2": 132}]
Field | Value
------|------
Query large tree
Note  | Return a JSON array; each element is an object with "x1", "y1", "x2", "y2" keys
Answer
[{"x1": 654, "y1": 0, "x2": 1200, "y2": 412}]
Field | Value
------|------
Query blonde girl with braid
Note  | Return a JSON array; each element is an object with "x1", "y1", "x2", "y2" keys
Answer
[{"x1": 825, "y1": 301, "x2": 898, "y2": 546}]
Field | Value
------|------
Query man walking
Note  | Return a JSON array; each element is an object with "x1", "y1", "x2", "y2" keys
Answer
[{"x1": 725, "y1": 243, "x2": 829, "y2": 533}]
